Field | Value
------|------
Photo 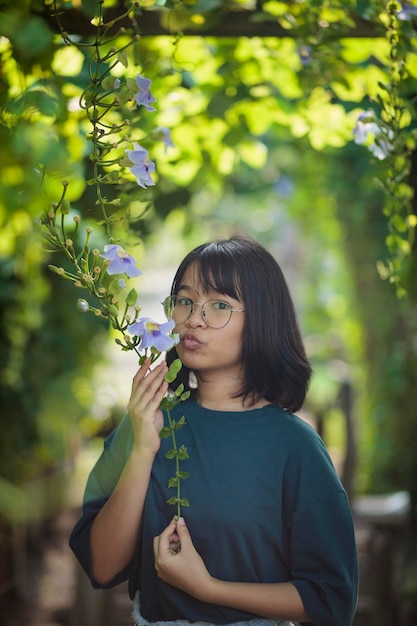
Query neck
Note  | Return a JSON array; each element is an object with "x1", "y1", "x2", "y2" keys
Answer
[{"x1": 194, "y1": 376, "x2": 269, "y2": 412}]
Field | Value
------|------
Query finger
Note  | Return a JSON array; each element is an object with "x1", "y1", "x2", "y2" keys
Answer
[
  {"x1": 131, "y1": 357, "x2": 151, "y2": 391},
  {"x1": 160, "y1": 516, "x2": 179, "y2": 540},
  {"x1": 151, "y1": 376, "x2": 169, "y2": 408},
  {"x1": 174, "y1": 517, "x2": 191, "y2": 547},
  {"x1": 132, "y1": 360, "x2": 167, "y2": 390},
  {"x1": 153, "y1": 534, "x2": 159, "y2": 560},
  {"x1": 154, "y1": 517, "x2": 178, "y2": 553},
  {"x1": 130, "y1": 362, "x2": 168, "y2": 409}
]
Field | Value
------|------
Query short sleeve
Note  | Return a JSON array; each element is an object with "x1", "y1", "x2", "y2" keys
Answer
[
  {"x1": 69, "y1": 414, "x2": 134, "y2": 588},
  {"x1": 289, "y1": 490, "x2": 358, "y2": 626}
]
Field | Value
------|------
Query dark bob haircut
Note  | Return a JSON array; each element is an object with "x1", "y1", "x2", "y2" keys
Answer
[{"x1": 166, "y1": 235, "x2": 312, "y2": 412}]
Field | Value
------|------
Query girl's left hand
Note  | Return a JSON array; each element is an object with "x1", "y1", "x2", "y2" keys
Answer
[{"x1": 153, "y1": 517, "x2": 214, "y2": 601}]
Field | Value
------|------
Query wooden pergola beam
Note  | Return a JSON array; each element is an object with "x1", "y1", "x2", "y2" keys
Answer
[{"x1": 41, "y1": 7, "x2": 381, "y2": 39}]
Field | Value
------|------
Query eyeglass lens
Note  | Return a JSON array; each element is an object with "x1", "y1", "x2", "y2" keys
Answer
[{"x1": 163, "y1": 296, "x2": 232, "y2": 328}]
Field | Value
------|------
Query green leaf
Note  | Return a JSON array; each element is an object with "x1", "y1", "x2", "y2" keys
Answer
[
  {"x1": 177, "y1": 445, "x2": 189, "y2": 460},
  {"x1": 177, "y1": 471, "x2": 189, "y2": 480},
  {"x1": 126, "y1": 77, "x2": 138, "y2": 92},
  {"x1": 118, "y1": 51, "x2": 129, "y2": 68},
  {"x1": 175, "y1": 415, "x2": 186, "y2": 429},
  {"x1": 170, "y1": 358, "x2": 183, "y2": 374},
  {"x1": 165, "y1": 359, "x2": 183, "y2": 382},
  {"x1": 165, "y1": 449, "x2": 176, "y2": 459},
  {"x1": 167, "y1": 497, "x2": 178, "y2": 505},
  {"x1": 159, "y1": 427, "x2": 171, "y2": 439},
  {"x1": 8, "y1": 87, "x2": 58, "y2": 118},
  {"x1": 180, "y1": 498, "x2": 190, "y2": 507},
  {"x1": 101, "y1": 76, "x2": 116, "y2": 90},
  {"x1": 164, "y1": 370, "x2": 177, "y2": 383},
  {"x1": 168, "y1": 477, "x2": 178, "y2": 487},
  {"x1": 175, "y1": 383, "x2": 185, "y2": 397}
]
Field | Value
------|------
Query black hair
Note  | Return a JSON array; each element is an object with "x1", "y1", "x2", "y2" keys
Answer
[{"x1": 166, "y1": 235, "x2": 312, "y2": 412}]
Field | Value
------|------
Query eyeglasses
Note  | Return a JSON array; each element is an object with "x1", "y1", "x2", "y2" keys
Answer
[{"x1": 162, "y1": 295, "x2": 245, "y2": 329}]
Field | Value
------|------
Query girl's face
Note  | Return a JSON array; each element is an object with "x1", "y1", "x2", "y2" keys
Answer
[{"x1": 173, "y1": 266, "x2": 245, "y2": 384}]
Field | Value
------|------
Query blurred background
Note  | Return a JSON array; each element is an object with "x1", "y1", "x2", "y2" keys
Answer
[{"x1": 1, "y1": 1, "x2": 417, "y2": 625}]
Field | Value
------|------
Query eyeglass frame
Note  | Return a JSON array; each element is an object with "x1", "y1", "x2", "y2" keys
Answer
[{"x1": 162, "y1": 295, "x2": 245, "y2": 329}]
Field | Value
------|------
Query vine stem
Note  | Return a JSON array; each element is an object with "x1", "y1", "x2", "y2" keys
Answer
[{"x1": 166, "y1": 406, "x2": 182, "y2": 519}]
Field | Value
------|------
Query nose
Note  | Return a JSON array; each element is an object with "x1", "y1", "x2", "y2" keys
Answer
[{"x1": 186, "y1": 302, "x2": 207, "y2": 327}]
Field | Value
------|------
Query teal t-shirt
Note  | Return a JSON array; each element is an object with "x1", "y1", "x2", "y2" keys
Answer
[{"x1": 70, "y1": 398, "x2": 358, "y2": 626}]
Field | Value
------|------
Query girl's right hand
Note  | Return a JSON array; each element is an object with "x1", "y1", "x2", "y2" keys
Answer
[{"x1": 127, "y1": 358, "x2": 168, "y2": 457}]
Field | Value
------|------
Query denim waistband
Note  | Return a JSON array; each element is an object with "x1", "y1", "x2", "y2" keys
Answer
[{"x1": 132, "y1": 592, "x2": 294, "y2": 626}]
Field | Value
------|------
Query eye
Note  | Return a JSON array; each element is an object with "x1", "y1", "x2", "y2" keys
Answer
[
  {"x1": 177, "y1": 296, "x2": 192, "y2": 307},
  {"x1": 211, "y1": 300, "x2": 231, "y2": 310}
]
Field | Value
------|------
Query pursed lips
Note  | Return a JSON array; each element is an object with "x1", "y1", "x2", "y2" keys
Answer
[{"x1": 181, "y1": 333, "x2": 202, "y2": 349}]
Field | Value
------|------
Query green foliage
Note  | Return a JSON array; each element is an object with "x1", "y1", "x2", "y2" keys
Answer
[
  {"x1": 0, "y1": 265, "x2": 107, "y2": 481},
  {"x1": 369, "y1": 1, "x2": 417, "y2": 294},
  {"x1": 1, "y1": 0, "x2": 417, "y2": 518}
]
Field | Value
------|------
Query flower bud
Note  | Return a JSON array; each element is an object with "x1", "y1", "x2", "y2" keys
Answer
[
  {"x1": 93, "y1": 266, "x2": 101, "y2": 274},
  {"x1": 126, "y1": 288, "x2": 138, "y2": 306},
  {"x1": 108, "y1": 278, "x2": 125, "y2": 295},
  {"x1": 108, "y1": 304, "x2": 119, "y2": 317},
  {"x1": 98, "y1": 287, "x2": 106, "y2": 294},
  {"x1": 86, "y1": 226, "x2": 93, "y2": 234},
  {"x1": 74, "y1": 280, "x2": 82, "y2": 288},
  {"x1": 73, "y1": 215, "x2": 80, "y2": 223},
  {"x1": 92, "y1": 248, "x2": 100, "y2": 256},
  {"x1": 61, "y1": 198, "x2": 71, "y2": 214},
  {"x1": 65, "y1": 239, "x2": 73, "y2": 247},
  {"x1": 77, "y1": 299, "x2": 90, "y2": 313}
]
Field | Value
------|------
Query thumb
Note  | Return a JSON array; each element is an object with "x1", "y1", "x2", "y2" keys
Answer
[{"x1": 176, "y1": 516, "x2": 191, "y2": 544}]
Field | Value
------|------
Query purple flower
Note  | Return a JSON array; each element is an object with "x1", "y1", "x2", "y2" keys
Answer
[
  {"x1": 125, "y1": 142, "x2": 156, "y2": 188},
  {"x1": 298, "y1": 45, "x2": 312, "y2": 66},
  {"x1": 134, "y1": 74, "x2": 156, "y2": 112},
  {"x1": 128, "y1": 317, "x2": 176, "y2": 352},
  {"x1": 397, "y1": 2, "x2": 417, "y2": 20},
  {"x1": 353, "y1": 111, "x2": 394, "y2": 160},
  {"x1": 100, "y1": 244, "x2": 142, "y2": 277},
  {"x1": 155, "y1": 126, "x2": 175, "y2": 153}
]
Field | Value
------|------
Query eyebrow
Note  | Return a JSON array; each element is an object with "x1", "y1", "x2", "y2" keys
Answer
[
  {"x1": 177, "y1": 283, "x2": 203, "y2": 298},
  {"x1": 177, "y1": 283, "x2": 231, "y2": 300},
  {"x1": 177, "y1": 283, "x2": 195, "y2": 292}
]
